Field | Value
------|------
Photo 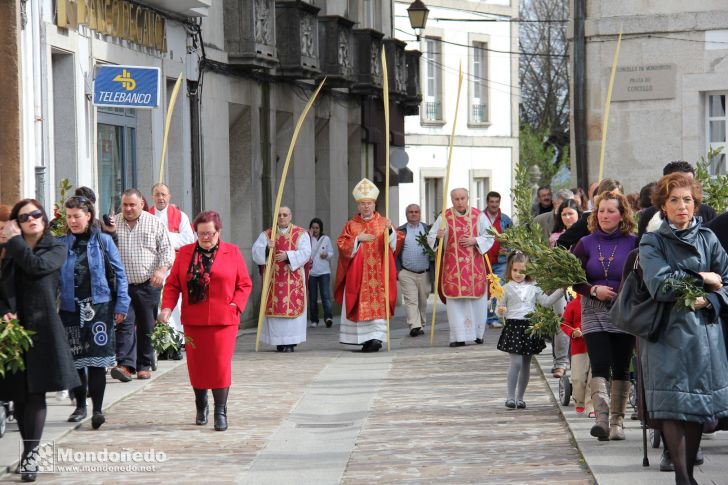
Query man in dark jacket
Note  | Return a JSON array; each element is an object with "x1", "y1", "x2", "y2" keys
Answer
[
  {"x1": 706, "y1": 211, "x2": 728, "y2": 254},
  {"x1": 637, "y1": 161, "x2": 717, "y2": 239}
]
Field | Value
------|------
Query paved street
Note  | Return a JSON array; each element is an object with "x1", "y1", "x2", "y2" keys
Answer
[{"x1": 1, "y1": 303, "x2": 591, "y2": 484}]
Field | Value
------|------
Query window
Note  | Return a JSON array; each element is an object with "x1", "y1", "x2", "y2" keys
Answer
[
  {"x1": 424, "y1": 177, "x2": 443, "y2": 221},
  {"x1": 471, "y1": 42, "x2": 488, "y2": 124},
  {"x1": 473, "y1": 177, "x2": 489, "y2": 210},
  {"x1": 97, "y1": 108, "x2": 137, "y2": 215},
  {"x1": 423, "y1": 37, "x2": 443, "y2": 122},
  {"x1": 706, "y1": 93, "x2": 727, "y2": 174}
]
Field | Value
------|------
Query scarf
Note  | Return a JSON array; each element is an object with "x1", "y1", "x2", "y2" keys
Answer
[
  {"x1": 186, "y1": 242, "x2": 219, "y2": 304},
  {"x1": 485, "y1": 209, "x2": 502, "y2": 266}
]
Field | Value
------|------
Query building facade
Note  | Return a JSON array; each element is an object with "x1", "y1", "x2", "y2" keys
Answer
[
  {"x1": 1, "y1": 0, "x2": 419, "y2": 323},
  {"x1": 570, "y1": 1, "x2": 728, "y2": 193},
  {"x1": 395, "y1": 0, "x2": 519, "y2": 222}
]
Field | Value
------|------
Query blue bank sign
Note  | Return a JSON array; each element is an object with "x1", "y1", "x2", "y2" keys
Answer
[{"x1": 94, "y1": 65, "x2": 160, "y2": 109}]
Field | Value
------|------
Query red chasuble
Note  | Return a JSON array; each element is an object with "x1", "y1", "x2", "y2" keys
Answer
[
  {"x1": 438, "y1": 207, "x2": 487, "y2": 302},
  {"x1": 149, "y1": 204, "x2": 183, "y2": 233},
  {"x1": 263, "y1": 225, "x2": 306, "y2": 318},
  {"x1": 334, "y1": 212, "x2": 404, "y2": 322}
]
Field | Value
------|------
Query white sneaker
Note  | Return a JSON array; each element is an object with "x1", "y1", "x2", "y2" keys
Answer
[
  {"x1": 55, "y1": 390, "x2": 69, "y2": 401},
  {"x1": 309, "y1": 322, "x2": 318, "y2": 328},
  {"x1": 489, "y1": 321, "x2": 503, "y2": 328}
]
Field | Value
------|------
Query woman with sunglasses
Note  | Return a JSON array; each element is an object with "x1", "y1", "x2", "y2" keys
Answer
[
  {"x1": 57, "y1": 196, "x2": 130, "y2": 430},
  {"x1": 1, "y1": 199, "x2": 80, "y2": 482}
]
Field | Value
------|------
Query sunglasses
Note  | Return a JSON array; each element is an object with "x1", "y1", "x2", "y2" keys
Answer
[{"x1": 18, "y1": 209, "x2": 44, "y2": 223}]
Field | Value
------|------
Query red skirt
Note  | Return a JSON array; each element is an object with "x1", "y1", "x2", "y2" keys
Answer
[{"x1": 183, "y1": 325, "x2": 238, "y2": 389}]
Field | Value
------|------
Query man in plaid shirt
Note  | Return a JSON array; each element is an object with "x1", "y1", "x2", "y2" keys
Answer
[{"x1": 109, "y1": 188, "x2": 173, "y2": 381}]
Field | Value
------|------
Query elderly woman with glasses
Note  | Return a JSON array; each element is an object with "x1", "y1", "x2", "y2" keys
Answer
[
  {"x1": 160, "y1": 211, "x2": 252, "y2": 431},
  {"x1": 57, "y1": 195, "x2": 130, "y2": 430},
  {"x1": 1, "y1": 199, "x2": 80, "y2": 481}
]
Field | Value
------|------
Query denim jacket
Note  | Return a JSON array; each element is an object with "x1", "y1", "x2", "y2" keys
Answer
[{"x1": 58, "y1": 228, "x2": 130, "y2": 315}]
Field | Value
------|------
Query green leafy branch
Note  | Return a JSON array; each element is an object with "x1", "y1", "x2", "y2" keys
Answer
[
  {"x1": 49, "y1": 178, "x2": 73, "y2": 237},
  {"x1": 149, "y1": 322, "x2": 195, "y2": 355},
  {"x1": 695, "y1": 146, "x2": 728, "y2": 214},
  {"x1": 0, "y1": 315, "x2": 35, "y2": 378},
  {"x1": 415, "y1": 233, "x2": 436, "y2": 262},
  {"x1": 525, "y1": 304, "x2": 561, "y2": 339},
  {"x1": 489, "y1": 225, "x2": 587, "y2": 294},
  {"x1": 512, "y1": 162, "x2": 536, "y2": 227},
  {"x1": 663, "y1": 277, "x2": 708, "y2": 310}
]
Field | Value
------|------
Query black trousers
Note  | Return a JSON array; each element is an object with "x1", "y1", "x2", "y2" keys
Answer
[
  {"x1": 115, "y1": 281, "x2": 161, "y2": 372},
  {"x1": 583, "y1": 331, "x2": 635, "y2": 380}
]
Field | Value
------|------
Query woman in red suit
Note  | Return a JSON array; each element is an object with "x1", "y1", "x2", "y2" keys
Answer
[{"x1": 159, "y1": 211, "x2": 252, "y2": 431}]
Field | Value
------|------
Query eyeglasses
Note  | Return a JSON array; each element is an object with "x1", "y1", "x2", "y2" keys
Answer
[
  {"x1": 67, "y1": 195, "x2": 89, "y2": 204},
  {"x1": 18, "y1": 210, "x2": 43, "y2": 223},
  {"x1": 198, "y1": 231, "x2": 217, "y2": 238}
]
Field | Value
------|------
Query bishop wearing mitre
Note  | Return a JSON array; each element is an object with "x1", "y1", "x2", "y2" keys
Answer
[{"x1": 334, "y1": 178, "x2": 404, "y2": 352}]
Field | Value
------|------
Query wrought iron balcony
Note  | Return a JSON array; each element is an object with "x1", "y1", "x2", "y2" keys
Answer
[
  {"x1": 471, "y1": 103, "x2": 487, "y2": 124},
  {"x1": 423, "y1": 101, "x2": 442, "y2": 121}
]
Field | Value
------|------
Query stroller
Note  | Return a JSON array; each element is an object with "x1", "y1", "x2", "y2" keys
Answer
[{"x1": 0, "y1": 400, "x2": 13, "y2": 438}]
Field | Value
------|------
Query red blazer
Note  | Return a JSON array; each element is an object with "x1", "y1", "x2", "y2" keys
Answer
[{"x1": 162, "y1": 241, "x2": 252, "y2": 326}]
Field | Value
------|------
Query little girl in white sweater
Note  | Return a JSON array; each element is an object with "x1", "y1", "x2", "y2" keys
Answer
[{"x1": 496, "y1": 252, "x2": 563, "y2": 409}]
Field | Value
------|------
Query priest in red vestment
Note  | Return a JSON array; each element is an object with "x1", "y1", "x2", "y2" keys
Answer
[{"x1": 334, "y1": 178, "x2": 404, "y2": 352}]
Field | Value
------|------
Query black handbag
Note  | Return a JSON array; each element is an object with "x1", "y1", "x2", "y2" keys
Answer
[
  {"x1": 609, "y1": 253, "x2": 670, "y2": 342},
  {"x1": 96, "y1": 233, "x2": 117, "y2": 295}
]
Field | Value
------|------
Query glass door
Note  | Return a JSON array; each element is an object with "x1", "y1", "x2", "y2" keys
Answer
[{"x1": 97, "y1": 108, "x2": 137, "y2": 215}]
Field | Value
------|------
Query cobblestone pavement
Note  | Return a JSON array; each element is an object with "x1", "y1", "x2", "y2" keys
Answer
[{"x1": 1, "y1": 307, "x2": 593, "y2": 484}]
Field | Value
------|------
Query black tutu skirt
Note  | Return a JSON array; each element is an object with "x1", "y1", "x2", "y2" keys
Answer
[{"x1": 496, "y1": 319, "x2": 546, "y2": 356}]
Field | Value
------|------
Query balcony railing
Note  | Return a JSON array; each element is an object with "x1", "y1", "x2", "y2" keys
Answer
[
  {"x1": 423, "y1": 101, "x2": 442, "y2": 121},
  {"x1": 471, "y1": 104, "x2": 487, "y2": 123}
]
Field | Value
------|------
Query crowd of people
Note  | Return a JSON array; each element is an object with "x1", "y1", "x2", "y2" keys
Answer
[{"x1": 0, "y1": 165, "x2": 727, "y2": 484}]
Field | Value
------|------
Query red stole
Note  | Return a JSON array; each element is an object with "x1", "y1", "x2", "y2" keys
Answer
[
  {"x1": 150, "y1": 204, "x2": 182, "y2": 233},
  {"x1": 438, "y1": 207, "x2": 487, "y2": 302},
  {"x1": 334, "y1": 212, "x2": 404, "y2": 322},
  {"x1": 262, "y1": 226, "x2": 306, "y2": 318},
  {"x1": 485, "y1": 209, "x2": 502, "y2": 268}
]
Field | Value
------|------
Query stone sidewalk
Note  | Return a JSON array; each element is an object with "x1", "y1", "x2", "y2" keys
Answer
[
  {"x1": 535, "y1": 348, "x2": 728, "y2": 485},
  {"x1": 1, "y1": 306, "x2": 593, "y2": 484}
]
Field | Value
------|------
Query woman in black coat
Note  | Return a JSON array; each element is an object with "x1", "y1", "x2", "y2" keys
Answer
[{"x1": 2, "y1": 199, "x2": 80, "y2": 482}]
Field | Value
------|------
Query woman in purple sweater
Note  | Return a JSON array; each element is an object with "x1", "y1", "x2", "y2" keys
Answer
[{"x1": 572, "y1": 191, "x2": 638, "y2": 442}]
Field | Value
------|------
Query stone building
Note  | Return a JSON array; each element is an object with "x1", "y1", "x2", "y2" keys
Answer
[
  {"x1": 395, "y1": 0, "x2": 519, "y2": 222},
  {"x1": 570, "y1": 1, "x2": 728, "y2": 192},
  {"x1": 0, "y1": 0, "x2": 419, "y2": 323}
]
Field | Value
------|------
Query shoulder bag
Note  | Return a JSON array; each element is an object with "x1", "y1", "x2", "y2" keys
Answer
[{"x1": 609, "y1": 252, "x2": 670, "y2": 342}]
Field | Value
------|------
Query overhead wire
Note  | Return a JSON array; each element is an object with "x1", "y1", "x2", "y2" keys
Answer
[{"x1": 394, "y1": 27, "x2": 569, "y2": 58}]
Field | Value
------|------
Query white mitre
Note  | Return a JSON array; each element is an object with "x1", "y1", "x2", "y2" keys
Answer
[{"x1": 352, "y1": 178, "x2": 379, "y2": 202}]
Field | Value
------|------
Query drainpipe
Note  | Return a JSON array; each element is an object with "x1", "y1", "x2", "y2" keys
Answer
[
  {"x1": 261, "y1": 81, "x2": 272, "y2": 229},
  {"x1": 573, "y1": 0, "x2": 588, "y2": 188}
]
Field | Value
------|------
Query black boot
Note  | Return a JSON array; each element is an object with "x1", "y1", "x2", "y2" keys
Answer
[
  {"x1": 212, "y1": 387, "x2": 229, "y2": 431},
  {"x1": 194, "y1": 388, "x2": 208, "y2": 425},
  {"x1": 214, "y1": 404, "x2": 227, "y2": 431},
  {"x1": 659, "y1": 448, "x2": 674, "y2": 472}
]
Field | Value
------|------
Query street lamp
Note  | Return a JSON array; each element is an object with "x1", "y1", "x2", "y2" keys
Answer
[{"x1": 407, "y1": 0, "x2": 429, "y2": 41}]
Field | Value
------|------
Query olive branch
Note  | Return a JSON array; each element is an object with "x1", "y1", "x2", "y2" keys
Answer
[{"x1": 0, "y1": 315, "x2": 35, "y2": 378}]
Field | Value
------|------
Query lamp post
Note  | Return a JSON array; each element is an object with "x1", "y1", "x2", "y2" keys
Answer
[{"x1": 407, "y1": 0, "x2": 429, "y2": 41}]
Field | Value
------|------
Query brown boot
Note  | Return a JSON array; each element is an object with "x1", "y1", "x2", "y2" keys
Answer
[
  {"x1": 590, "y1": 377, "x2": 610, "y2": 441},
  {"x1": 609, "y1": 380, "x2": 631, "y2": 440}
]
